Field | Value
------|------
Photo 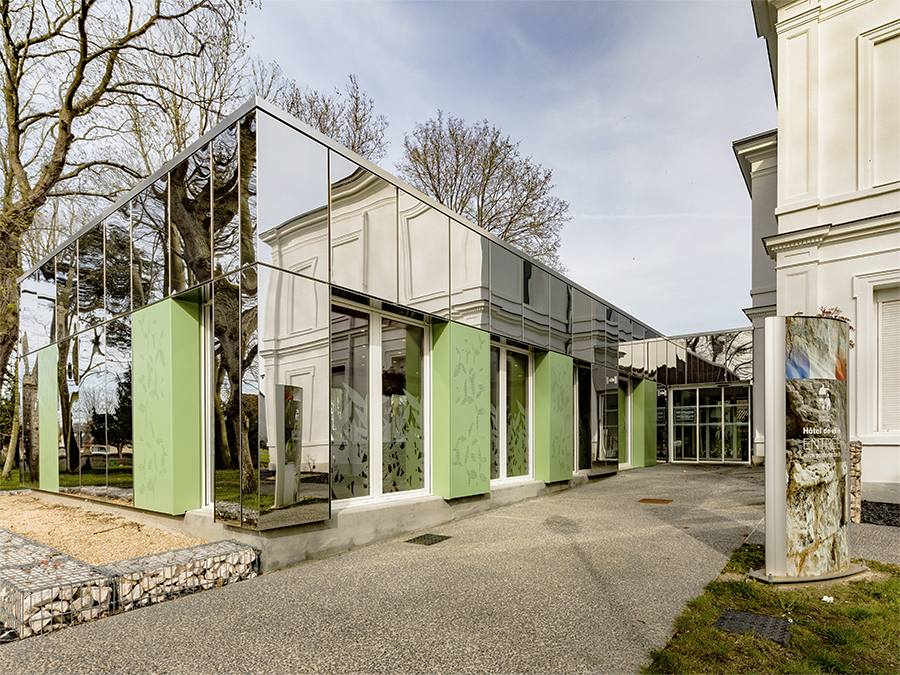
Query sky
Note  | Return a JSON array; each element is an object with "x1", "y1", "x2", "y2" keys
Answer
[{"x1": 245, "y1": 0, "x2": 777, "y2": 336}]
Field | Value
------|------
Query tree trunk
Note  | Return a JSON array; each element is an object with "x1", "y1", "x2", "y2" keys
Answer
[
  {"x1": 1, "y1": 375, "x2": 18, "y2": 481},
  {"x1": 240, "y1": 409, "x2": 255, "y2": 497}
]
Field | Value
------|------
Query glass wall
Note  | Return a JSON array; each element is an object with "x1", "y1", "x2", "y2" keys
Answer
[
  {"x1": 16, "y1": 102, "x2": 757, "y2": 532},
  {"x1": 669, "y1": 385, "x2": 750, "y2": 463},
  {"x1": 490, "y1": 343, "x2": 531, "y2": 480}
]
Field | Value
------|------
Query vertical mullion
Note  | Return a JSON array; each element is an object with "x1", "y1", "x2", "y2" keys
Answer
[
  {"x1": 370, "y1": 314, "x2": 383, "y2": 498},
  {"x1": 499, "y1": 346, "x2": 507, "y2": 480}
]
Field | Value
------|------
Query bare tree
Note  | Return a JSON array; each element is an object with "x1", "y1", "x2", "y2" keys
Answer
[
  {"x1": 0, "y1": 0, "x2": 251, "y2": 398},
  {"x1": 396, "y1": 111, "x2": 570, "y2": 270},
  {"x1": 255, "y1": 62, "x2": 389, "y2": 162}
]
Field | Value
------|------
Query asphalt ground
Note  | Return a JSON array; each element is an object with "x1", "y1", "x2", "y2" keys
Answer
[{"x1": 1, "y1": 463, "x2": 896, "y2": 675}]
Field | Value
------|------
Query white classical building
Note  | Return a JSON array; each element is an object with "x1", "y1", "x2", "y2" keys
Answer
[{"x1": 735, "y1": 0, "x2": 899, "y2": 498}]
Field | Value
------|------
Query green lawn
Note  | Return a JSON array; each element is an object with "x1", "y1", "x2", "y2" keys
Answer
[
  {"x1": 643, "y1": 544, "x2": 900, "y2": 674},
  {"x1": 1, "y1": 468, "x2": 21, "y2": 491}
]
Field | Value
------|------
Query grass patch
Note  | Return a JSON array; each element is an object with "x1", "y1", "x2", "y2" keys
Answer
[
  {"x1": 1, "y1": 468, "x2": 21, "y2": 491},
  {"x1": 643, "y1": 545, "x2": 900, "y2": 675}
]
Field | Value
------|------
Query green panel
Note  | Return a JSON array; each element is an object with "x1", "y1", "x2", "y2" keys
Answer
[
  {"x1": 38, "y1": 345, "x2": 59, "y2": 492},
  {"x1": 534, "y1": 351, "x2": 574, "y2": 483},
  {"x1": 432, "y1": 321, "x2": 490, "y2": 499},
  {"x1": 132, "y1": 297, "x2": 202, "y2": 515},
  {"x1": 632, "y1": 379, "x2": 657, "y2": 468}
]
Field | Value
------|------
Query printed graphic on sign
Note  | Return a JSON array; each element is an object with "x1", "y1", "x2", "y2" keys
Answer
[{"x1": 784, "y1": 316, "x2": 849, "y2": 577}]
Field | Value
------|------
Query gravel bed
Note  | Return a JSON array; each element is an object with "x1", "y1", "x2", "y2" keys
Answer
[{"x1": 0, "y1": 493, "x2": 205, "y2": 564}]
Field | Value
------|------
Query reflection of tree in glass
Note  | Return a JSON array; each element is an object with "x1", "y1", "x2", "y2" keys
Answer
[
  {"x1": 169, "y1": 116, "x2": 257, "y2": 497},
  {"x1": 131, "y1": 180, "x2": 170, "y2": 308},
  {"x1": 105, "y1": 208, "x2": 132, "y2": 316},
  {"x1": 78, "y1": 226, "x2": 105, "y2": 323}
]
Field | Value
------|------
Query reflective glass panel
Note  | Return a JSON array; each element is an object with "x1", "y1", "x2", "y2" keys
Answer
[
  {"x1": 506, "y1": 350, "x2": 529, "y2": 477},
  {"x1": 131, "y1": 178, "x2": 169, "y2": 309},
  {"x1": 213, "y1": 273, "x2": 244, "y2": 526},
  {"x1": 490, "y1": 244, "x2": 523, "y2": 339},
  {"x1": 577, "y1": 366, "x2": 592, "y2": 471},
  {"x1": 58, "y1": 335, "x2": 81, "y2": 485},
  {"x1": 490, "y1": 345, "x2": 500, "y2": 479},
  {"x1": 241, "y1": 282, "x2": 259, "y2": 528},
  {"x1": 330, "y1": 305, "x2": 370, "y2": 499},
  {"x1": 571, "y1": 288, "x2": 594, "y2": 362},
  {"x1": 56, "y1": 243, "x2": 77, "y2": 341},
  {"x1": 330, "y1": 152, "x2": 397, "y2": 301},
  {"x1": 105, "y1": 205, "x2": 131, "y2": 317},
  {"x1": 212, "y1": 124, "x2": 241, "y2": 277},
  {"x1": 19, "y1": 266, "x2": 56, "y2": 355},
  {"x1": 522, "y1": 261, "x2": 549, "y2": 348},
  {"x1": 450, "y1": 220, "x2": 490, "y2": 331},
  {"x1": 398, "y1": 191, "x2": 450, "y2": 318},
  {"x1": 78, "y1": 224, "x2": 106, "y2": 328},
  {"x1": 257, "y1": 265, "x2": 331, "y2": 528},
  {"x1": 105, "y1": 317, "x2": 133, "y2": 503},
  {"x1": 171, "y1": 144, "x2": 212, "y2": 292},
  {"x1": 600, "y1": 383, "x2": 619, "y2": 462},
  {"x1": 239, "y1": 113, "x2": 257, "y2": 269},
  {"x1": 656, "y1": 388, "x2": 668, "y2": 462},
  {"x1": 673, "y1": 388, "x2": 697, "y2": 460},
  {"x1": 602, "y1": 305, "x2": 618, "y2": 368},
  {"x1": 76, "y1": 328, "x2": 109, "y2": 498},
  {"x1": 382, "y1": 317, "x2": 425, "y2": 493},
  {"x1": 19, "y1": 353, "x2": 39, "y2": 487},
  {"x1": 257, "y1": 113, "x2": 328, "y2": 281},
  {"x1": 549, "y1": 276, "x2": 571, "y2": 354}
]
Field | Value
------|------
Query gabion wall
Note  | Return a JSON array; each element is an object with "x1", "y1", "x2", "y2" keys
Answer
[
  {"x1": 0, "y1": 528, "x2": 258, "y2": 640},
  {"x1": 101, "y1": 540, "x2": 259, "y2": 611}
]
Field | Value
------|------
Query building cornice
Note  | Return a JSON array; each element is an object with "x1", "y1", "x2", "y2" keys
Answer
[
  {"x1": 743, "y1": 305, "x2": 778, "y2": 321},
  {"x1": 764, "y1": 224, "x2": 831, "y2": 258},
  {"x1": 733, "y1": 130, "x2": 778, "y2": 195}
]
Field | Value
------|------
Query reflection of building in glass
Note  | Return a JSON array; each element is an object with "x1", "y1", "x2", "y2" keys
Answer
[{"x1": 17, "y1": 98, "x2": 752, "y2": 569}]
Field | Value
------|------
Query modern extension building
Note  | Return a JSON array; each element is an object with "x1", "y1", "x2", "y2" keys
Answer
[
  {"x1": 17, "y1": 99, "x2": 752, "y2": 569},
  {"x1": 735, "y1": 0, "x2": 899, "y2": 499}
]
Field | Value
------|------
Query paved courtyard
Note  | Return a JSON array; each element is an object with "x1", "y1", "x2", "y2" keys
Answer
[{"x1": 0, "y1": 464, "x2": 895, "y2": 674}]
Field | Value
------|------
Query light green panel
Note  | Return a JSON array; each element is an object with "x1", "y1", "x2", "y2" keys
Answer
[
  {"x1": 132, "y1": 298, "x2": 202, "y2": 515},
  {"x1": 37, "y1": 345, "x2": 59, "y2": 492},
  {"x1": 534, "y1": 351, "x2": 574, "y2": 483},
  {"x1": 432, "y1": 321, "x2": 490, "y2": 499},
  {"x1": 631, "y1": 379, "x2": 657, "y2": 468}
]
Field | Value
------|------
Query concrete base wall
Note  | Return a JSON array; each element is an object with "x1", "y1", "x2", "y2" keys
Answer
[{"x1": 33, "y1": 475, "x2": 589, "y2": 573}]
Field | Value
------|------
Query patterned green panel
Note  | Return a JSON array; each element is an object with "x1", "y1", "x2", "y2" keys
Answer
[
  {"x1": 631, "y1": 379, "x2": 657, "y2": 468},
  {"x1": 38, "y1": 345, "x2": 59, "y2": 492},
  {"x1": 432, "y1": 321, "x2": 490, "y2": 499},
  {"x1": 534, "y1": 351, "x2": 574, "y2": 483},
  {"x1": 132, "y1": 298, "x2": 202, "y2": 514}
]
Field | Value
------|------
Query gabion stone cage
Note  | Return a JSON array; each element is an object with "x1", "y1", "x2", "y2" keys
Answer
[
  {"x1": 0, "y1": 529, "x2": 115, "y2": 638},
  {"x1": 0, "y1": 526, "x2": 259, "y2": 640},
  {"x1": 100, "y1": 540, "x2": 259, "y2": 611}
]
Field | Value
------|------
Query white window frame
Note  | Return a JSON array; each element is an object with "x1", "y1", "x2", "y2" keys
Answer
[
  {"x1": 330, "y1": 298, "x2": 432, "y2": 509},
  {"x1": 853, "y1": 270, "x2": 900, "y2": 445},
  {"x1": 490, "y1": 340, "x2": 534, "y2": 484}
]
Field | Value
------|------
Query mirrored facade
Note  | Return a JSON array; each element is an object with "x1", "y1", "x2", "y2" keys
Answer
[{"x1": 16, "y1": 100, "x2": 753, "y2": 538}]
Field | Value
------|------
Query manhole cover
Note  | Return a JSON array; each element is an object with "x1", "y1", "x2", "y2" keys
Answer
[
  {"x1": 714, "y1": 609, "x2": 791, "y2": 644},
  {"x1": 638, "y1": 498, "x2": 673, "y2": 504},
  {"x1": 406, "y1": 534, "x2": 451, "y2": 546}
]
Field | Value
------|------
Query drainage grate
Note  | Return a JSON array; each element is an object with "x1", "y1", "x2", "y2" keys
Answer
[
  {"x1": 405, "y1": 534, "x2": 450, "y2": 546},
  {"x1": 638, "y1": 498, "x2": 673, "y2": 504},
  {"x1": 714, "y1": 609, "x2": 791, "y2": 644}
]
